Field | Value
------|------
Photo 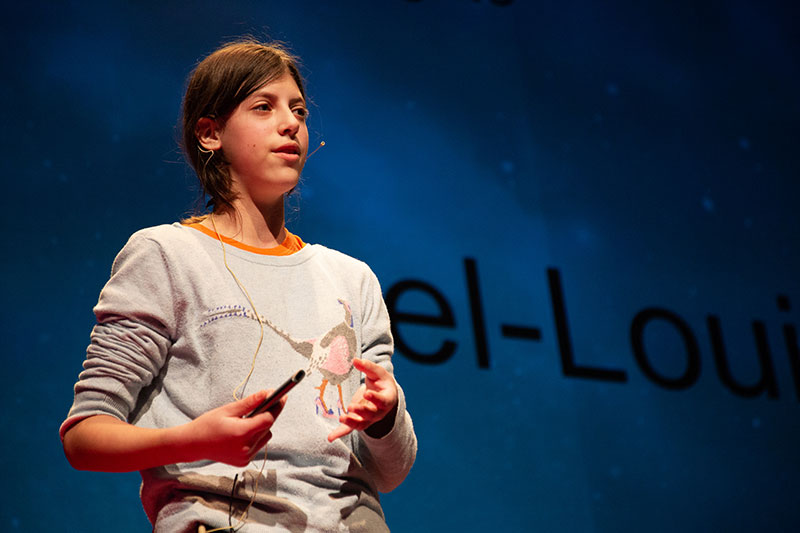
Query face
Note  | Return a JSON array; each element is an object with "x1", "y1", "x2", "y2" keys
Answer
[{"x1": 211, "y1": 72, "x2": 309, "y2": 205}]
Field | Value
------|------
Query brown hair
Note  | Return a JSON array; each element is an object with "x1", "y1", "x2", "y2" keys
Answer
[{"x1": 181, "y1": 39, "x2": 306, "y2": 216}]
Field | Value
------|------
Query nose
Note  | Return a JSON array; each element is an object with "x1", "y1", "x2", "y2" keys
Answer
[{"x1": 278, "y1": 106, "x2": 301, "y2": 137}]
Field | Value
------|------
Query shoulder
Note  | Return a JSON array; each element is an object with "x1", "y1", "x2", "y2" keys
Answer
[
  {"x1": 305, "y1": 244, "x2": 386, "y2": 302},
  {"x1": 126, "y1": 223, "x2": 199, "y2": 249},
  {"x1": 111, "y1": 223, "x2": 203, "y2": 273},
  {"x1": 307, "y1": 244, "x2": 375, "y2": 276},
  {"x1": 118, "y1": 223, "x2": 210, "y2": 258}
]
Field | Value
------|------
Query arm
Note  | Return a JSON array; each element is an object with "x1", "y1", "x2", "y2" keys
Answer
[
  {"x1": 63, "y1": 390, "x2": 286, "y2": 472},
  {"x1": 61, "y1": 231, "x2": 227, "y2": 472},
  {"x1": 329, "y1": 269, "x2": 418, "y2": 493}
]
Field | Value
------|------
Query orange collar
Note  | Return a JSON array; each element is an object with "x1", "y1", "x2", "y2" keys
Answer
[{"x1": 186, "y1": 222, "x2": 305, "y2": 256}]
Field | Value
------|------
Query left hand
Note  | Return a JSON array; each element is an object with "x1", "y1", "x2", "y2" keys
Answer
[{"x1": 327, "y1": 358, "x2": 398, "y2": 442}]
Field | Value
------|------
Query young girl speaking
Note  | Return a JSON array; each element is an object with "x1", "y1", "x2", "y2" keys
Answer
[{"x1": 61, "y1": 39, "x2": 417, "y2": 532}]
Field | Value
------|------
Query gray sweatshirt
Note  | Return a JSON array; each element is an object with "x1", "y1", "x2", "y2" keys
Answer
[{"x1": 61, "y1": 223, "x2": 417, "y2": 532}]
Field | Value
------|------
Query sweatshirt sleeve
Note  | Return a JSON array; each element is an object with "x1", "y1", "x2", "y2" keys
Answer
[
  {"x1": 354, "y1": 269, "x2": 418, "y2": 493},
  {"x1": 59, "y1": 232, "x2": 176, "y2": 439}
]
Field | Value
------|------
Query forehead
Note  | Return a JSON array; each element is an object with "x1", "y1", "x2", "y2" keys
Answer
[{"x1": 247, "y1": 72, "x2": 304, "y2": 101}]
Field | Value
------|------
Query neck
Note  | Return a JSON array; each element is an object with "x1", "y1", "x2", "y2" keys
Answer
[{"x1": 207, "y1": 197, "x2": 287, "y2": 248}]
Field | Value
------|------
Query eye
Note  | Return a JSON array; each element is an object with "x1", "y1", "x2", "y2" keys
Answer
[
  {"x1": 293, "y1": 106, "x2": 309, "y2": 120},
  {"x1": 255, "y1": 102, "x2": 273, "y2": 112}
]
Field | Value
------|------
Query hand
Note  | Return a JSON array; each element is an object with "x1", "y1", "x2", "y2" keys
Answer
[
  {"x1": 187, "y1": 390, "x2": 286, "y2": 467},
  {"x1": 328, "y1": 358, "x2": 398, "y2": 442}
]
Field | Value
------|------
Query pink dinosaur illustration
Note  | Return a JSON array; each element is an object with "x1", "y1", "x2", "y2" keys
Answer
[{"x1": 262, "y1": 299, "x2": 357, "y2": 415}]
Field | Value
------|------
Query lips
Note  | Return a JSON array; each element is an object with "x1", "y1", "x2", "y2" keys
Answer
[{"x1": 274, "y1": 143, "x2": 301, "y2": 155}]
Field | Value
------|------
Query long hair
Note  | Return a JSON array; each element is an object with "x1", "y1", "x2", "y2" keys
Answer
[{"x1": 181, "y1": 39, "x2": 306, "y2": 216}]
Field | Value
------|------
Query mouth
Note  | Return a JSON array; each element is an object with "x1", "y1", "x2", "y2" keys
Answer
[{"x1": 273, "y1": 143, "x2": 301, "y2": 156}]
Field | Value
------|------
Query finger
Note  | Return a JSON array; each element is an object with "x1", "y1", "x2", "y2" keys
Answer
[
  {"x1": 328, "y1": 423, "x2": 354, "y2": 442},
  {"x1": 341, "y1": 411, "x2": 367, "y2": 425},
  {"x1": 229, "y1": 389, "x2": 273, "y2": 417},
  {"x1": 363, "y1": 390, "x2": 391, "y2": 409},
  {"x1": 266, "y1": 394, "x2": 288, "y2": 418},
  {"x1": 352, "y1": 358, "x2": 387, "y2": 380},
  {"x1": 347, "y1": 402, "x2": 379, "y2": 419},
  {"x1": 248, "y1": 430, "x2": 273, "y2": 459},
  {"x1": 244, "y1": 410, "x2": 277, "y2": 435}
]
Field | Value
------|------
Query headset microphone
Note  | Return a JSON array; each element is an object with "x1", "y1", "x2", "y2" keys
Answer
[{"x1": 308, "y1": 141, "x2": 326, "y2": 158}]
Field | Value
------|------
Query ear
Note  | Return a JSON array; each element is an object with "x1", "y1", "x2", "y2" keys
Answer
[{"x1": 195, "y1": 117, "x2": 223, "y2": 151}]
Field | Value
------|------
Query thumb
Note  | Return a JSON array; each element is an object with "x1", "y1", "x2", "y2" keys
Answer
[{"x1": 226, "y1": 390, "x2": 270, "y2": 417}]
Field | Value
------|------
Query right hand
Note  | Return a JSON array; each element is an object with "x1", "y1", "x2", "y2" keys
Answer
[{"x1": 186, "y1": 390, "x2": 286, "y2": 467}]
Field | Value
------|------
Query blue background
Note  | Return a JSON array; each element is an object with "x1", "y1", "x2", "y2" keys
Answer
[{"x1": 2, "y1": 1, "x2": 799, "y2": 531}]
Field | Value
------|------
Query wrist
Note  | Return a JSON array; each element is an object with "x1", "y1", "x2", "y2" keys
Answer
[{"x1": 163, "y1": 422, "x2": 201, "y2": 464}]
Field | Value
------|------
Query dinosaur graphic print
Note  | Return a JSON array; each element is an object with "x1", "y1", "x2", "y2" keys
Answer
[
  {"x1": 200, "y1": 299, "x2": 359, "y2": 417},
  {"x1": 259, "y1": 299, "x2": 358, "y2": 417}
]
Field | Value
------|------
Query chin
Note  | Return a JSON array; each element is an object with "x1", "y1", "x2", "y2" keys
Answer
[
  {"x1": 264, "y1": 170, "x2": 301, "y2": 190},
  {"x1": 278, "y1": 179, "x2": 302, "y2": 198}
]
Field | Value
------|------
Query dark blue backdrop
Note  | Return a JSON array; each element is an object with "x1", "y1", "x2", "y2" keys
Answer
[{"x1": 2, "y1": 1, "x2": 799, "y2": 531}]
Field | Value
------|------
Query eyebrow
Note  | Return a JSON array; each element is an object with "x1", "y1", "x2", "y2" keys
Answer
[{"x1": 248, "y1": 89, "x2": 306, "y2": 106}]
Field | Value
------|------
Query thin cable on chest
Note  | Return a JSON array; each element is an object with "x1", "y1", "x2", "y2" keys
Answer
[
  {"x1": 206, "y1": 214, "x2": 269, "y2": 532},
  {"x1": 211, "y1": 215, "x2": 265, "y2": 401}
]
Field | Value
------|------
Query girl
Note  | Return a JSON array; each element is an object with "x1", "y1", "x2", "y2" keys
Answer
[{"x1": 61, "y1": 39, "x2": 417, "y2": 532}]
